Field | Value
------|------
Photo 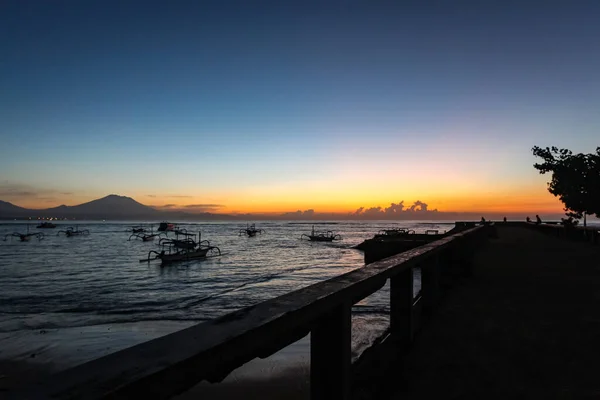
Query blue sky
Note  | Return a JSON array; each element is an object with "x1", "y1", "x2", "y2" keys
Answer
[{"x1": 1, "y1": 0, "x2": 599, "y2": 213}]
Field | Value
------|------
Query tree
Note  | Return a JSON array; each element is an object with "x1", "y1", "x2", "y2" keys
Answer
[{"x1": 532, "y1": 146, "x2": 600, "y2": 227}]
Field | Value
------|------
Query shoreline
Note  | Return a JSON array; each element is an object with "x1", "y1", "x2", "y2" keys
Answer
[
  {"x1": 1, "y1": 314, "x2": 389, "y2": 396},
  {"x1": 0, "y1": 320, "x2": 311, "y2": 395}
]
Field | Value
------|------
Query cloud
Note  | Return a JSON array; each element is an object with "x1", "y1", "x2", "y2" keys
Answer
[
  {"x1": 147, "y1": 194, "x2": 192, "y2": 199},
  {"x1": 157, "y1": 204, "x2": 177, "y2": 208},
  {"x1": 0, "y1": 181, "x2": 37, "y2": 197},
  {"x1": 0, "y1": 181, "x2": 74, "y2": 200},
  {"x1": 153, "y1": 203, "x2": 226, "y2": 213},
  {"x1": 352, "y1": 200, "x2": 438, "y2": 219},
  {"x1": 280, "y1": 209, "x2": 316, "y2": 218},
  {"x1": 385, "y1": 201, "x2": 405, "y2": 214},
  {"x1": 183, "y1": 204, "x2": 224, "y2": 209},
  {"x1": 182, "y1": 204, "x2": 226, "y2": 213},
  {"x1": 410, "y1": 200, "x2": 428, "y2": 211}
]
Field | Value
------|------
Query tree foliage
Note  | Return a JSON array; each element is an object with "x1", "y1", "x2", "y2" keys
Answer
[{"x1": 532, "y1": 146, "x2": 600, "y2": 222}]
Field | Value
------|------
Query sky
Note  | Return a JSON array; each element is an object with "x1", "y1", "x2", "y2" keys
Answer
[{"x1": 1, "y1": 0, "x2": 599, "y2": 216}]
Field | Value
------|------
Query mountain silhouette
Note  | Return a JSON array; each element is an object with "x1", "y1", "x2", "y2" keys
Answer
[
  {"x1": 0, "y1": 200, "x2": 28, "y2": 215},
  {"x1": 44, "y1": 195, "x2": 158, "y2": 218},
  {"x1": 0, "y1": 195, "x2": 235, "y2": 220}
]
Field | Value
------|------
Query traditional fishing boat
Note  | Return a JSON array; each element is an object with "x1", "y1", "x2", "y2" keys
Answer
[
  {"x1": 300, "y1": 225, "x2": 342, "y2": 242},
  {"x1": 239, "y1": 223, "x2": 264, "y2": 237},
  {"x1": 57, "y1": 227, "x2": 90, "y2": 237},
  {"x1": 3, "y1": 231, "x2": 44, "y2": 242},
  {"x1": 36, "y1": 222, "x2": 57, "y2": 229},
  {"x1": 142, "y1": 231, "x2": 221, "y2": 264},
  {"x1": 157, "y1": 222, "x2": 177, "y2": 232},
  {"x1": 128, "y1": 226, "x2": 146, "y2": 234}
]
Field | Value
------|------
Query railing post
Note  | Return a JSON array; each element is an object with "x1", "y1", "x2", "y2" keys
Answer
[
  {"x1": 390, "y1": 267, "x2": 414, "y2": 349},
  {"x1": 421, "y1": 255, "x2": 440, "y2": 315},
  {"x1": 311, "y1": 302, "x2": 351, "y2": 400}
]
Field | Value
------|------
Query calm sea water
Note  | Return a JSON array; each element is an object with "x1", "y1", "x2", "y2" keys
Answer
[{"x1": 0, "y1": 220, "x2": 454, "y2": 364}]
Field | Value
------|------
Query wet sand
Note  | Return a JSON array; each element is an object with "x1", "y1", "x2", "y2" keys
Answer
[
  {"x1": 0, "y1": 321, "x2": 311, "y2": 398},
  {"x1": 0, "y1": 310, "x2": 386, "y2": 397}
]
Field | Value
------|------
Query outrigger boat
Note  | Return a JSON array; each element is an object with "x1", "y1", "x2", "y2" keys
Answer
[
  {"x1": 141, "y1": 231, "x2": 221, "y2": 264},
  {"x1": 36, "y1": 222, "x2": 57, "y2": 229},
  {"x1": 301, "y1": 225, "x2": 342, "y2": 242},
  {"x1": 239, "y1": 223, "x2": 264, "y2": 237},
  {"x1": 157, "y1": 222, "x2": 177, "y2": 232},
  {"x1": 3, "y1": 231, "x2": 44, "y2": 242},
  {"x1": 57, "y1": 227, "x2": 90, "y2": 237},
  {"x1": 128, "y1": 226, "x2": 146, "y2": 234}
]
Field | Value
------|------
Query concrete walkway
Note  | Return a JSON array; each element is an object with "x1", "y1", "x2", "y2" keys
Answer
[{"x1": 392, "y1": 226, "x2": 600, "y2": 399}]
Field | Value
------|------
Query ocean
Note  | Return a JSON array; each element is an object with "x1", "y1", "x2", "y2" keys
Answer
[{"x1": 0, "y1": 220, "x2": 454, "y2": 382}]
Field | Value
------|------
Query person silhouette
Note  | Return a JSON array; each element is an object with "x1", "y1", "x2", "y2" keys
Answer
[
  {"x1": 503, "y1": 217, "x2": 507, "y2": 222},
  {"x1": 536, "y1": 215, "x2": 542, "y2": 224},
  {"x1": 481, "y1": 217, "x2": 486, "y2": 224},
  {"x1": 526, "y1": 216, "x2": 531, "y2": 223}
]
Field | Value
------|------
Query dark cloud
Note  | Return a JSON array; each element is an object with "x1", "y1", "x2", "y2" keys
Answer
[
  {"x1": 385, "y1": 201, "x2": 405, "y2": 214},
  {"x1": 0, "y1": 181, "x2": 73, "y2": 200},
  {"x1": 280, "y1": 209, "x2": 315, "y2": 218},
  {"x1": 410, "y1": 200, "x2": 428, "y2": 212},
  {"x1": 352, "y1": 201, "x2": 438, "y2": 219},
  {"x1": 353, "y1": 207, "x2": 364, "y2": 215},
  {"x1": 183, "y1": 204, "x2": 224, "y2": 209},
  {"x1": 363, "y1": 207, "x2": 383, "y2": 216},
  {"x1": 152, "y1": 203, "x2": 225, "y2": 213},
  {"x1": 0, "y1": 181, "x2": 37, "y2": 197},
  {"x1": 182, "y1": 204, "x2": 226, "y2": 213}
]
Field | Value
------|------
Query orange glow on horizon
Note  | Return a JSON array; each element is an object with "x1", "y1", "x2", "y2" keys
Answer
[
  {"x1": 8, "y1": 178, "x2": 565, "y2": 216},
  {"x1": 16, "y1": 192, "x2": 564, "y2": 216}
]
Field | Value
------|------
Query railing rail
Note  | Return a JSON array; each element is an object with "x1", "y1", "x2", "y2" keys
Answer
[{"x1": 10, "y1": 226, "x2": 488, "y2": 400}]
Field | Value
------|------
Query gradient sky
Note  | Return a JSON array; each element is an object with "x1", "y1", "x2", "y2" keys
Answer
[{"x1": 1, "y1": 1, "x2": 599, "y2": 214}]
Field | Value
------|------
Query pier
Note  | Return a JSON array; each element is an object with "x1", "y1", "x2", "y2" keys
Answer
[{"x1": 7, "y1": 222, "x2": 600, "y2": 399}]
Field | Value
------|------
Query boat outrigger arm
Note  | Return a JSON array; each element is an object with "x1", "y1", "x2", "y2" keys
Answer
[
  {"x1": 3, "y1": 232, "x2": 44, "y2": 242},
  {"x1": 128, "y1": 232, "x2": 166, "y2": 242}
]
